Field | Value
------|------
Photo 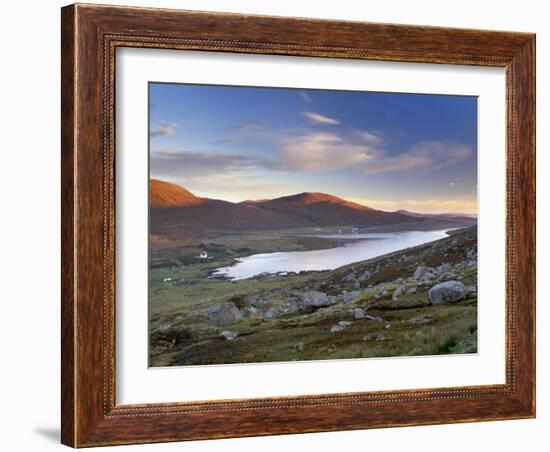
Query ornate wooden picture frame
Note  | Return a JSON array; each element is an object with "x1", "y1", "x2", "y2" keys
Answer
[{"x1": 61, "y1": 3, "x2": 535, "y2": 447}]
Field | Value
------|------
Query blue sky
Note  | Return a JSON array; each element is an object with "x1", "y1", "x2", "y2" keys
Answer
[{"x1": 149, "y1": 83, "x2": 477, "y2": 214}]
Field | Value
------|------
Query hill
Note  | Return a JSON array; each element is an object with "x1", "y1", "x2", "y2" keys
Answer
[
  {"x1": 150, "y1": 180, "x2": 474, "y2": 237},
  {"x1": 150, "y1": 179, "x2": 204, "y2": 208}
]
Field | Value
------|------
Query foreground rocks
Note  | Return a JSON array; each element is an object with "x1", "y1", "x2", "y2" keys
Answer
[
  {"x1": 208, "y1": 302, "x2": 242, "y2": 325},
  {"x1": 300, "y1": 290, "x2": 333, "y2": 309},
  {"x1": 428, "y1": 281, "x2": 466, "y2": 305}
]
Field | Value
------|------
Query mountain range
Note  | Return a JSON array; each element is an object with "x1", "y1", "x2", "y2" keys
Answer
[{"x1": 150, "y1": 179, "x2": 476, "y2": 237}]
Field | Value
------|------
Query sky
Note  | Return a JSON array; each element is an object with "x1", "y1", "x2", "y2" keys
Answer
[{"x1": 149, "y1": 83, "x2": 477, "y2": 214}]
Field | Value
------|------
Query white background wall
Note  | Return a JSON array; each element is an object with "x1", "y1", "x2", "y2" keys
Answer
[{"x1": 0, "y1": 1, "x2": 546, "y2": 450}]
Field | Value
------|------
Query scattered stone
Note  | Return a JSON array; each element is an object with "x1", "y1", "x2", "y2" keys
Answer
[
  {"x1": 413, "y1": 266, "x2": 436, "y2": 280},
  {"x1": 358, "y1": 271, "x2": 371, "y2": 283},
  {"x1": 342, "y1": 290, "x2": 360, "y2": 303},
  {"x1": 392, "y1": 286, "x2": 405, "y2": 300},
  {"x1": 241, "y1": 306, "x2": 260, "y2": 318},
  {"x1": 439, "y1": 271, "x2": 457, "y2": 282},
  {"x1": 363, "y1": 335, "x2": 372, "y2": 342},
  {"x1": 376, "y1": 334, "x2": 386, "y2": 342},
  {"x1": 219, "y1": 330, "x2": 238, "y2": 340},
  {"x1": 374, "y1": 285, "x2": 388, "y2": 299},
  {"x1": 437, "y1": 263, "x2": 452, "y2": 273},
  {"x1": 365, "y1": 315, "x2": 384, "y2": 322},
  {"x1": 351, "y1": 308, "x2": 366, "y2": 320},
  {"x1": 293, "y1": 342, "x2": 304, "y2": 351},
  {"x1": 409, "y1": 315, "x2": 432, "y2": 325},
  {"x1": 466, "y1": 248, "x2": 478, "y2": 260},
  {"x1": 300, "y1": 290, "x2": 332, "y2": 309},
  {"x1": 406, "y1": 286, "x2": 417, "y2": 295},
  {"x1": 330, "y1": 325, "x2": 345, "y2": 333},
  {"x1": 158, "y1": 322, "x2": 171, "y2": 332},
  {"x1": 264, "y1": 304, "x2": 298, "y2": 318},
  {"x1": 174, "y1": 315, "x2": 183, "y2": 321},
  {"x1": 393, "y1": 278, "x2": 405, "y2": 285},
  {"x1": 428, "y1": 281, "x2": 466, "y2": 305},
  {"x1": 353, "y1": 281, "x2": 361, "y2": 290},
  {"x1": 338, "y1": 320, "x2": 353, "y2": 327},
  {"x1": 208, "y1": 302, "x2": 243, "y2": 326},
  {"x1": 385, "y1": 323, "x2": 392, "y2": 330},
  {"x1": 344, "y1": 273, "x2": 357, "y2": 283}
]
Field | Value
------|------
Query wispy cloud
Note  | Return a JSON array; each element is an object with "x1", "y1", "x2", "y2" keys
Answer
[
  {"x1": 356, "y1": 129, "x2": 384, "y2": 145},
  {"x1": 279, "y1": 133, "x2": 375, "y2": 171},
  {"x1": 365, "y1": 141, "x2": 472, "y2": 174},
  {"x1": 152, "y1": 135, "x2": 471, "y2": 179},
  {"x1": 150, "y1": 122, "x2": 176, "y2": 138},
  {"x1": 302, "y1": 112, "x2": 340, "y2": 125},
  {"x1": 297, "y1": 91, "x2": 312, "y2": 104},
  {"x1": 150, "y1": 149, "x2": 277, "y2": 178},
  {"x1": 278, "y1": 133, "x2": 471, "y2": 174}
]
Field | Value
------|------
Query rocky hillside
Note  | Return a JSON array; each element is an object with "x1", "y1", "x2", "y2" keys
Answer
[{"x1": 150, "y1": 226, "x2": 478, "y2": 366}]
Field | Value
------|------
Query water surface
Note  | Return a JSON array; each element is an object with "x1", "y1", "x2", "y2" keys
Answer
[{"x1": 213, "y1": 229, "x2": 450, "y2": 280}]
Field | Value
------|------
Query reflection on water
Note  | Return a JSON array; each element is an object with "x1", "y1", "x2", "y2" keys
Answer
[{"x1": 213, "y1": 230, "x2": 450, "y2": 280}]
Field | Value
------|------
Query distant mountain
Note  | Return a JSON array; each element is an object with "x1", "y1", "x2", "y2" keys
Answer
[
  {"x1": 150, "y1": 180, "x2": 474, "y2": 238},
  {"x1": 395, "y1": 209, "x2": 477, "y2": 221}
]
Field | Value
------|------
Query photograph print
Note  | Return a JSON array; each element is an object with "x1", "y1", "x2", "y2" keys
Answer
[{"x1": 148, "y1": 83, "x2": 478, "y2": 367}]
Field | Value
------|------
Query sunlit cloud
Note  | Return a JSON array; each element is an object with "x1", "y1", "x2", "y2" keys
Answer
[
  {"x1": 150, "y1": 122, "x2": 176, "y2": 138},
  {"x1": 356, "y1": 129, "x2": 384, "y2": 145},
  {"x1": 279, "y1": 133, "x2": 375, "y2": 171},
  {"x1": 302, "y1": 112, "x2": 340, "y2": 125}
]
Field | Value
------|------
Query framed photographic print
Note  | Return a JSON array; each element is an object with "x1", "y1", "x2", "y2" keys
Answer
[{"x1": 61, "y1": 3, "x2": 536, "y2": 447}]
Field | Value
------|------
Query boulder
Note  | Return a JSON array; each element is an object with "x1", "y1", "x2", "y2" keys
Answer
[
  {"x1": 406, "y1": 286, "x2": 417, "y2": 295},
  {"x1": 330, "y1": 325, "x2": 345, "y2": 333},
  {"x1": 300, "y1": 290, "x2": 331, "y2": 309},
  {"x1": 351, "y1": 308, "x2": 366, "y2": 320},
  {"x1": 208, "y1": 302, "x2": 242, "y2": 326},
  {"x1": 439, "y1": 271, "x2": 457, "y2": 282},
  {"x1": 219, "y1": 330, "x2": 238, "y2": 340},
  {"x1": 264, "y1": 304, "x2": 297, "y2": 319},
  {"x1": 344, "y1": 272, "x2": 357, "y2": 283},
  {"x1": 392, "y1": 286, "x2": 405, "y2": 300},
  {"x1": 428, "y1": 281, "x2": 466, "y2": 305},
  {"x1": 358, "y1": 271, "x2": 371, "y2": 283},
  {"x1": 412, "y1": 265, "x2": 436, "y2": 280},
  {"x1": 338, "y1": 320, "x2": 353, "y2": 327}
]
